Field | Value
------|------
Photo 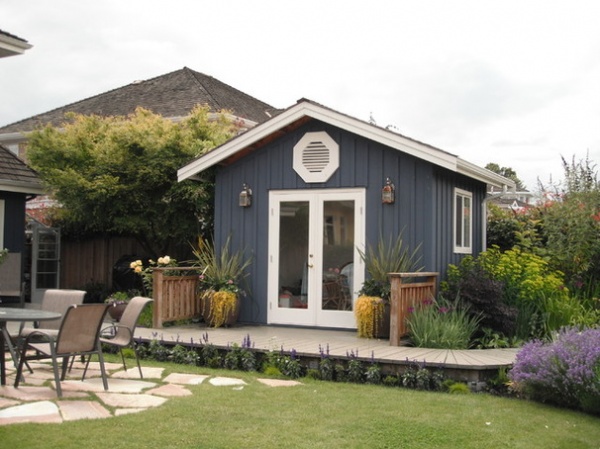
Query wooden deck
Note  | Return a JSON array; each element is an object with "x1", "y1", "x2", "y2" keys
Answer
[{"x1": 135, "y1": 324, "x2": 518, "y2": 383}]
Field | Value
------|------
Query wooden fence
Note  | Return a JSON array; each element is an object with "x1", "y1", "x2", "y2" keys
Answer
[
  {"x1": 152, "y1": 267, "x2": 200, "y2": 328},
  {"x1": 388, "y1": 272, "x2": 438, "y2": 346},
  {"x1": 60, "y1": 236, "x2": 147, "y2": 290}
]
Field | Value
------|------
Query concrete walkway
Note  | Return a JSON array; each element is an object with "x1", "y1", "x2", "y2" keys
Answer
[{"x1": 0, "y1": 359, "x2": 301, "y2": 425}]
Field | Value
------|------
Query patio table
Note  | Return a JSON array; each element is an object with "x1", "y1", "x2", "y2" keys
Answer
[{"x1": 0, "y1": 307, "x2": 62, "y2": 385}]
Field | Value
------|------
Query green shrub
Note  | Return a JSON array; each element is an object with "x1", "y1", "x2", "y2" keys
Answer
[
  {"x1": 448, "y1": 382, "x2": 471, "y2": 394},
  {"x1": 406, "y1": 296, "x2": 481, "y2": 349}
]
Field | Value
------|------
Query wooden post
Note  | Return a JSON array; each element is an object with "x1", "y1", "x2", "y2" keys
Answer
[
  {"x1": 388, "y1": 272, "x2": 438, "y2": 346},
  {"x1": 152, "y1": 269, "x2": 164, "y2": 329}
]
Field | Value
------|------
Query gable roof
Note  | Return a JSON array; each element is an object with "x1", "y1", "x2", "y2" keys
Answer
[
  {"x1": 0, "y1": 144, "x2": 43, "y2": 194},
  {"x1": 0, "y1": 29, "x2": 32, "y2": 58},
  {"x1": 178, "y1": 98, "x2": 516, "y2": 189},
  {"x1": 0, "y1": 67, "x2": 281, "y2": 133}
]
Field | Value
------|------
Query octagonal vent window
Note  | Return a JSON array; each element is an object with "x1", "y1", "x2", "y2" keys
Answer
[{"x1": 293, "y1": 131, "x2": 339, "y2": 183}]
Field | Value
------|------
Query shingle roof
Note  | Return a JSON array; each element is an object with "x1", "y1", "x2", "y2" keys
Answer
[
  {"x1": 0, "y1": 144, "x2": 42, "y2": 193},
  {"x1": 0, "y1": 67, "x2": 281, "y2": 133}
]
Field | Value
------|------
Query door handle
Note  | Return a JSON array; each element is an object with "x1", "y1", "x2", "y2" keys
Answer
[{"x1": 307, "y1": 263, "x2": 314, "y2": 268}]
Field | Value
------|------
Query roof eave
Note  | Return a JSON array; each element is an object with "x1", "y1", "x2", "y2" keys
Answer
[
  {"x1": 0, "y1": 180, "x2": 45, "y2": 195},
  {"x1": 0, "y1": 34, "x2": 32, "y2": 57},
  {"x1": 178, "y1": 101, "x2": 459, "y2": 182},
  {"x1": 456, "y1": 159, "x2": 516, "y2": 189}
]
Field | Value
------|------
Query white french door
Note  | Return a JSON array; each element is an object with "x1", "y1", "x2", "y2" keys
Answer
[{"x1": 268, "y1": 189, "x2": 365, "y2": 328}]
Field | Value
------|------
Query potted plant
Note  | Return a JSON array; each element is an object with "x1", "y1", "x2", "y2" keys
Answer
[
  {"x1": 193, "y1": 236, "x2": 252, "y2": 328},
  {"x1": 105, "y1": 290, "x2": 137, "y2": 321},
  {"x1": 355, "y1": 232, "x2": 422, "y2": 338}
]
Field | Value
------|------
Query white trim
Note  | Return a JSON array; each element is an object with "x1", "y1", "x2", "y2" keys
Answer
[
  {"x1": 293, "y1": 131, "x2": 339, "y2": 182},
  {"x1": 178, "y1": 100, "x2": 515, "y2": 189},
  {"x1": 453, "y1": 188, "x2": 473, "y2": 254},
  {"x1": 268, "y1": 188, "x2": 364, "y2": 329}
]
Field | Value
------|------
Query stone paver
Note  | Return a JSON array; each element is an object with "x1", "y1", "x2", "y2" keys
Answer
[
  {"x1": 57, "y1": 400, "x2": 112, "y2": 421},
  {"x1": 146, "y1": 383, "x2": 192, "y2": 397},
  {"x1": 163, "y1": 373, "x2": 209, "y2": 385},
  {"x1": 0, "y1": 401, "x2": 62, "y2": 425},
  {"x1": 209, "y1": 377, "x2": 247, "y2": 387},
  {"x1": 257, "y1": 378, "x2": 302, "y2": 387},
  {"x1": 96, "y1": 392, "x2": 167, "y2": 409}
]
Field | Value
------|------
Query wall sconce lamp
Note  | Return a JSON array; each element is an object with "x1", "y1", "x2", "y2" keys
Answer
[
  {"x1": 239, "y1": 183, "x2": 253, "y2": 207},
  {"x1": 381, "y1": 177, "x2": 395, "y2": 204}
]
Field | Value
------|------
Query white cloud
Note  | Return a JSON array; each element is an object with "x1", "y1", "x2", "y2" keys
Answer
[{"x1": 1, "y1": 0, "x2": 599, "y2": 191}]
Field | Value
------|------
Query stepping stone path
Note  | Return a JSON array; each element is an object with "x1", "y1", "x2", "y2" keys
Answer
[{"x1": 0, "y1": 360, "x2": 302, "y2": 425}]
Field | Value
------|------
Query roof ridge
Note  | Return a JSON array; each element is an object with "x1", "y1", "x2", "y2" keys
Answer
[{"x1": 0, "y1": 68, "x2": 190, "y2": 129}]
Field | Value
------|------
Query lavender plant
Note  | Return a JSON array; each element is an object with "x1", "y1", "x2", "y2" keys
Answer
[{"x1": 509, "y1": 327, "x2": 600, "y2": 414}]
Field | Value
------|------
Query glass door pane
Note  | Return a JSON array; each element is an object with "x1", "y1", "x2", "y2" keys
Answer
[
  {"x1": 321, "y1": 200, "x2": 354, "y2": 311},
  {"x1": 277, "y1": 201, "x2": 309, "y2": 309}
]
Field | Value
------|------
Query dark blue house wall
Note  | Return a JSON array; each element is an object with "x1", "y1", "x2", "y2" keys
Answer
[
  {"x1": 213, "y1": 120, "x2": 487, "y2": 324},
  {"x1": 1, "y1": 191, "x2": 27, "y2": 252}
]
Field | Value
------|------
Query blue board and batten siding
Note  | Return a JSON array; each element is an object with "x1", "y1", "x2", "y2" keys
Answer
[
  {"x1": 1, "y1": 191, "x2": 28, "y2": 252},
  {"x1": 212, "y1": 120, "x2": 486, "y2": 324}
]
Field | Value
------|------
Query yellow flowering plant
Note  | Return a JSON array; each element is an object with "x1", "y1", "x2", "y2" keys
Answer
[{"x1": 130, "y1": 255, "x2": 178, "y2": 297}]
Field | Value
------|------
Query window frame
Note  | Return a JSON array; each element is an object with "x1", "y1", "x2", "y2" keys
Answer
[{"x1": 453, "y1": 188, "x2": 472, "y2": 254}]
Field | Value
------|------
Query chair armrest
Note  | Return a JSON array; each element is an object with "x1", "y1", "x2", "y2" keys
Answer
[{"x1": 100, "y1": 324, "x2": 133, "y2": 340}]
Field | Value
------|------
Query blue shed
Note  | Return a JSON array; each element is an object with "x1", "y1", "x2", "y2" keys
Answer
[{"x1": 179, "y1": 99, "x2": 514, "y2": 330}]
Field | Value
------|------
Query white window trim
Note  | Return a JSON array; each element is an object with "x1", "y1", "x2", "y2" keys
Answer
[{"x1": 453, "y1": 188, "x2": 472, "y2": 254}]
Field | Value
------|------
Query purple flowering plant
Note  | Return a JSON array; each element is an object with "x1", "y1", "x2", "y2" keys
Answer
[{"x1": 509, "y1": 327, "x2": 600, "y2": 414}]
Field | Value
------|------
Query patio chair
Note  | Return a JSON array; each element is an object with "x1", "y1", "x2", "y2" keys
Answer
[
  {"x1": 12, "y1": 289, "x2": 86, "y2": 374},
  {"x1": 97, "y1": 296, "x2": 153, "y2": 378},
  {"x1": 14, "y1": 303, "x2": 110, "y2": 397},
  {"x1": 19, "y1": 289, "x2": 86, "y2": 338}
]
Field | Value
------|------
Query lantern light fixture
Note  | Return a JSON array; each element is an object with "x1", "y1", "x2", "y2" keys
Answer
[
  {"x1": 381, "y1": 177, "x2": 395, "y2": 204},
  {"x1": 239, "y1": 183, "x2": 252, "y2": 207}
]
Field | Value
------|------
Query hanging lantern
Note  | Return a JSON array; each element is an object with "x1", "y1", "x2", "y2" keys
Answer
[
  {"x1": 381, "y1": 177, "x2": 395, "y2": 204},
  {"x1": 239, "y1": 183, "x2": 252, "y2": 207}
]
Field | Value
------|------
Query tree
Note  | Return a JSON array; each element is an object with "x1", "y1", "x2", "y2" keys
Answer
[
  {"x1": 27, "y1": 106, "x2": 238, "y2": 258},
  {"x1": 485, "y1": 163, "x2": 526, "y2": 190}
]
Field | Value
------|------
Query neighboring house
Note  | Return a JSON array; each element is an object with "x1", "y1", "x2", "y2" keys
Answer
[
  {"x1": 0, "y1": 67, "x2": 280, "y2": 158},
  {"x1": 0, "y1": 67, "x2": 280, "y2": 295},
  {"x1": 0, "y1": 29, "x2": 36, "y2": 305},
  {"x1": 487, "y1": 186, "x2": 535, "y2": 213},
  {"x1": 0, "y1": 29, "x2": 32, "y2": 58},
  {"x1": 178, "y1": 99, "x2": 515, "y2": 330}
]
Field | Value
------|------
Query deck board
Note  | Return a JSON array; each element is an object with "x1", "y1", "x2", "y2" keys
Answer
[{"x1": 135, "y1": 324, "x2": 518, "y2": 375}]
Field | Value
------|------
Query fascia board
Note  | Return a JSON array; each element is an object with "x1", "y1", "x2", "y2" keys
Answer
[
  {"x1": 457, "y1": 158, "x2": 516, "y2": 189},
  {"x1": 0, "y1": 180, "x2": 45, "y2": 195},
  {"x1": 178, "y1": 106, "x2": 309, "y2": 181}
]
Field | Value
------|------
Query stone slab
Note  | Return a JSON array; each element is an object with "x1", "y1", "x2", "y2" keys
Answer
[
  {"x1": 163, "y1": 373, "x2": 209, "y2": 385},
  {"x1": 96, "y1": 392, "x2": 167, "y2": 409},
  {"x1": 57, "y1": 400, "x2": 112, "y2": 421}
]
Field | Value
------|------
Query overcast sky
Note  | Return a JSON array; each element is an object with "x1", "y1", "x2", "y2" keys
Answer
[{"x1": 1, "y1": 0, "x2": 599, "y2": 191}]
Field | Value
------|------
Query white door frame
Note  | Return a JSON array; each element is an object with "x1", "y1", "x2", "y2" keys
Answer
[{"x1": 267, "y1": 188, "x2": 365, "y2": 328}]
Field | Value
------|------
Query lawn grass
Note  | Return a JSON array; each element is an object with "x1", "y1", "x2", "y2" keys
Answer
[{"x1": 1, "y1": 361, "x2": 599, "y2": 449}]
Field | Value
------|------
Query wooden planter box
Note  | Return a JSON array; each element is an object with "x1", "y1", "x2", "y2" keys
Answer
[
  {"x1": 388, "y1": 272, "x2": 438, "y2": 346},
  {"x1": 152, "y1": 267, "x2": 200, "y2": 328}
]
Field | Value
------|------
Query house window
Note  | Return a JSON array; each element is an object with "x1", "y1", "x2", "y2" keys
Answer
[{"x1": 454, "y1": 188, "x2": 472, "y2": 253}]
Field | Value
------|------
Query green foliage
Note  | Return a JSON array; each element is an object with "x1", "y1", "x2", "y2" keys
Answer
[
  {"x1": 485, "y1": 162, "x2": 526, "y2": 190},
  {"x1": 447, "y1": 382, "x2": 471, "y2": 394},
  {"x1": 193, "y1": 235, "x2": 252, "y2": 295},
  {"x1": 358, "y1": 231, "x2": 422, "y2": 300},
  {"x1": 27, "y1": 106, "x2": 237, "y2": 257},
  {"x1": 478, "y1": 247, "x2": 568, "y2": 305},
  {"x1": 406, "y1": 296, "x2": 482, "y2": 349},
  {"x1": 445, "y1": 246, "x2": 576, "y2": 340},
  {"x1": 0, "y1": 248, "x2": 8, "y2": 266}
]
